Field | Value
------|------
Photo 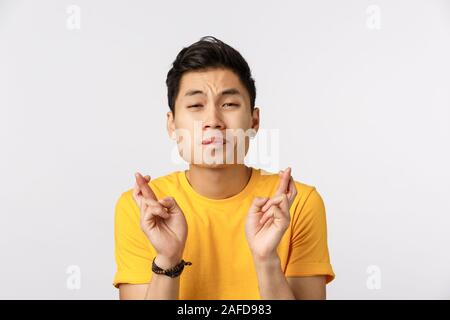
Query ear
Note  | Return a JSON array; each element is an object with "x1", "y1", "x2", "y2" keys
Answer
[
  {"x1": 251, "y1": 106, "x2": 260, "y2": 134},
  {"x1": 166, "y1": 111, "x2": 176, "y2": 140}
]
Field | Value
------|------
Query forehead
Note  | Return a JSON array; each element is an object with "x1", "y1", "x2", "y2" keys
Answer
[{"x1": 178, "y1": 68, "x2": 248, "y2": 98}]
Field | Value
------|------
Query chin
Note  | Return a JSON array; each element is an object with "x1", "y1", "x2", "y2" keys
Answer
[{"x1": 192, "y1": 163, "x2": 230, "y2": 169}]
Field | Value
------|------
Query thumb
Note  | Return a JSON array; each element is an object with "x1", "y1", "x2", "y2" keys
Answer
[
  {"x1": 158, "y1": 196, "x2": 180, "y2": 213},
  {"x1": 261, "y1": 193, "x2": 284, "y2": 212},
  {"x1": 249, "y1": 197, "x2": 269, "y2": 215}
]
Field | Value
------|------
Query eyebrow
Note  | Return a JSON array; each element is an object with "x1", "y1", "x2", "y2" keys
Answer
[{"x1": 184, "y1": 88, "x2": 243, "y2": 97}]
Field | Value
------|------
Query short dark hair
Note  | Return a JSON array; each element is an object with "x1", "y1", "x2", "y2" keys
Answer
[{"x1": 166, "y1": 36, "x2": 256, "y2": 115}]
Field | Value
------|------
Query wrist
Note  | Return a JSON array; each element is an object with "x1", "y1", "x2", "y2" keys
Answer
[
  {"x1": 252, "y1": 252, "x2": 280, "y2": 269},
  {"x1": 155, "y1": 254, "x2": 182, "y2": 270}
]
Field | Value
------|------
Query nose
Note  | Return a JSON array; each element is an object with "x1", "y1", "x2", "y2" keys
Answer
[{"x1": 202, "y1": 105, "x2": 225, "y2": 130}]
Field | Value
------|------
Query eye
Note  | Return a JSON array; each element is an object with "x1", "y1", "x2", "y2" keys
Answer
[
  {"x1": 223, "y1": 103, "x2": 240, "y2": 108},
  {"x1": 187, "y1": 104, "x2": 203, "y2": 108}
]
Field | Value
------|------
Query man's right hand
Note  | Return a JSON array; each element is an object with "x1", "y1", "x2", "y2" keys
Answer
[{"x1": 133, "y1": 172, "x2": 188, "y2": 268}]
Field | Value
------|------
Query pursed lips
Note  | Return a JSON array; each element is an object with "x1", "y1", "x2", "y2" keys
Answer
[{"x1": 201, "y1": 136, "x2": 227, "y2": 145}]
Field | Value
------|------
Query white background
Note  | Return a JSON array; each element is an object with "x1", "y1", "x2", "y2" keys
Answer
[{"x1": 1, "y1": 0, "x2": 449, "y2": 299}]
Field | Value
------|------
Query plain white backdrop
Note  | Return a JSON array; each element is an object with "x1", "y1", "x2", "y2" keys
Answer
[{"x1": 1, "y1": 0, "x2": 449, "y2": 299}]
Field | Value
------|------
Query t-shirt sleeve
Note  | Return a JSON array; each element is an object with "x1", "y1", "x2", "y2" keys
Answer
[
  {"x1": 284, "y1": 186, "x2": 335, "y2": 284},
  {"x1": 113, "y1": 191, "x2": 156, "y2": 288}
]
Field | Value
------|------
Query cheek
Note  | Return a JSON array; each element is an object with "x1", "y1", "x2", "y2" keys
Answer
[
  {"x1": 224, "y1": 112, "x2": 253, "y2": 130},
  {"x1": 175, "y1": 110, "x2": 205, "y2": 129},
  {"x1": 173, "y1": 112, "x2": 195, "y2": 131}
]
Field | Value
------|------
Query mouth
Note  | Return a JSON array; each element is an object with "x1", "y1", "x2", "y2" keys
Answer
[{"x1": 201, "y1": 136, "x2": 227, "y2": 145}]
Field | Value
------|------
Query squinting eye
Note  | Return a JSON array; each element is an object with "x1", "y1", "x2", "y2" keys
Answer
[
  {"x1": 223, "y1": 103, "x2": 239, "y2": 108},
  {"x1": 187, "y1": 104, "x2": 203, "y2": 108}
]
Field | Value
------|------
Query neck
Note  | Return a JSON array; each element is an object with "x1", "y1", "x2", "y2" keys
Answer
[{"x1": 185, "y1": 164, "x2": 252, "y2": 200}]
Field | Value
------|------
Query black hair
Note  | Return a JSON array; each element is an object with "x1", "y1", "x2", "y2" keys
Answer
[{"x1": 166, "y1": 36, "x2": 256, "y2": 115}]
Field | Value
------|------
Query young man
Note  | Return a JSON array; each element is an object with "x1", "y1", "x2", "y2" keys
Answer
[{"x1": 113, "y1": 36, "x2": 335, "y2": 299}]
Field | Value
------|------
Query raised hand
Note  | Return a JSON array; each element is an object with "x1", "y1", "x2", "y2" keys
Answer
[
  {"x1": 133, "y1": 172, "x2": 188, "y2": 267},
  {"x1": 245, "y1": 167, "x2": 298, "y2": 260}
]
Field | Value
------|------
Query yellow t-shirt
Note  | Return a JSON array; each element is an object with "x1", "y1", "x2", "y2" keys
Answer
[{"x1": 113, "y1": 167, "x2": 335, "y2": 299}]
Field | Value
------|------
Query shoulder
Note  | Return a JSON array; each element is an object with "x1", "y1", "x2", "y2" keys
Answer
[
  {"x1": 293, "y1": 182, "x2": 323, "y2": 212},
  {"x1": 291, "y1": 183, "x2": 327, "y2": 232}
]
